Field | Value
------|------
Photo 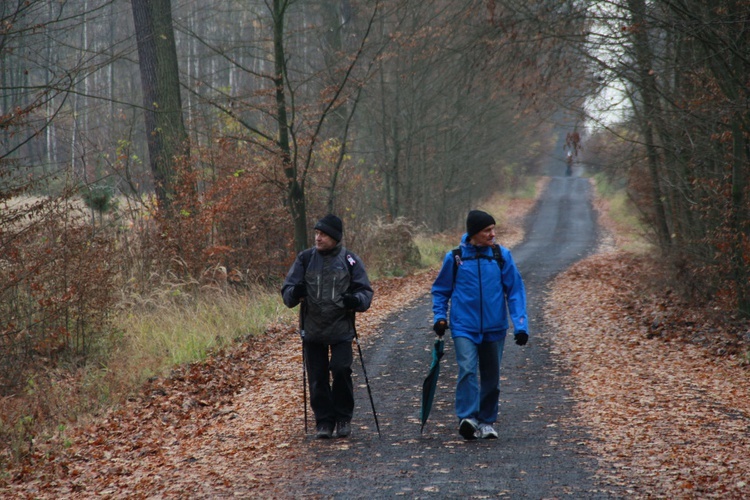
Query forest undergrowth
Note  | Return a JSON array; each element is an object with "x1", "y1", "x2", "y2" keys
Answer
[{"x1": 3, "y1": 178, "x2": 750, "y2": 498}]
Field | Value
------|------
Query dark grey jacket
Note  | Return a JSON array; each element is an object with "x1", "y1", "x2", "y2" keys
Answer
[{"x1": 281, "y1": 244, "x2": 373, "y2": 344}]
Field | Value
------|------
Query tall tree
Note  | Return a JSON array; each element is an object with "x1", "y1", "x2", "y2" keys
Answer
[
  {"x1": 582, "y1": 0, "x2": 750, "y2": 316},
  {"x1": 626, "y1": 0, "x2": 672, "y2": 251},
  {"x1": 271, "y1": 0, "x2": 305, "y2": 251},
  {"x1": 686, "y1": 0, "x2": 750, "y2": 314},
  {"x1": 130, "y1": 0, "x2": 190, "y2": 211}
]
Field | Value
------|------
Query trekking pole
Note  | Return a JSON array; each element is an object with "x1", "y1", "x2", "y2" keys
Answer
[
  {"x1": 299, "y1": 301, "x2": 308, "y2": 435},
  {"x1": 351, "y1": 313, "x2": 381, "y2": 438}
]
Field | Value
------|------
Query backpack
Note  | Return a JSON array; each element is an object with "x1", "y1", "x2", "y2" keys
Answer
[{"x1": 451, "y1": 244, "x2": 505, "y2": 288}]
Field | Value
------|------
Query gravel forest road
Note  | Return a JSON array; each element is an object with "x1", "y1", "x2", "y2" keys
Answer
[{"x1": 288, "y1": 176, "x2": 625, "y2": 499}]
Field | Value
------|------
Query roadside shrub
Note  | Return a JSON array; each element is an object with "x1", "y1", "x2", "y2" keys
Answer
[
  {"x1": 0, "y1": 196, "x2": 120, "y2": 395},
  {"x1": 360, "y1": 217, "x2": 422, "y2": 277},
  {"x1": 197, "y1": 161, "x2": 290, "y2": 284}
]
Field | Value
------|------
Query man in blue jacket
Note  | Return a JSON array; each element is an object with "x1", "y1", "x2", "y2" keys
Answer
[
  {"x1": 282, "y1": 214, "x2": 373, "y2": 439},
  {"x1": 431, "y1": 210, "x2": 528, "y2": 440}
]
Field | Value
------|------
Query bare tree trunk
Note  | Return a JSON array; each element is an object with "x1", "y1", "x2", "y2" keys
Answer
[
  {"x1": 723, "y1": 3, "x2": 750, "y2": 315},
  {"x1": 724, "y1": 3, "x2": 750, "y2": 315},
  {"x1": 729, "y1": 115, "x2": 749, "y2": 314},
  {"x1": 272, "y1": 0, "x2": 307, "y2": 252},
  {"x1": 627, "y1": 0, "x2": 672, "y2": 251},
  {"x1": 130, "y1": 0, "x2": 190, "y2": 212}
]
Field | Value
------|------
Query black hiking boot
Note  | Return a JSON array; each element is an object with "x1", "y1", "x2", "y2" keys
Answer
[
  {"x1": 315, "y1": 422, "x2": 334, "y2": 439},
  {"x1": 335, "y1": 421, "x2": 351, "y2": 438}
]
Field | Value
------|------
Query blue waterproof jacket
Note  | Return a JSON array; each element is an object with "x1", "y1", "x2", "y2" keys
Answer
[{"x1": 431, "y1": 234, "x2": 528, "y2": 343}]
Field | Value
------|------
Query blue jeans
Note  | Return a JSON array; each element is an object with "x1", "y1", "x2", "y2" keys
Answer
[{"x1": 453, "y1": 336, "x2": 506, "y2": 423}]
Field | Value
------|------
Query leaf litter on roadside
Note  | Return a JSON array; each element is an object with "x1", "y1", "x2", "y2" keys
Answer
[{"x1": 546, "y1": 251, "x2": 750, "y2": 499}]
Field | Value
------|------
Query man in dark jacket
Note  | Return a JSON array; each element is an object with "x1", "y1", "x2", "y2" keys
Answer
[
  {"x1": 282, "y1": 214, "x2": 373, "y2": 439},
  {"x1": 431, "y1": 210, "x2": 528, "y2": 440}
]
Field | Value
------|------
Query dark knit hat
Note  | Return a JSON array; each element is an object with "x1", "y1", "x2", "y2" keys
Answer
[
  {"x1": 466, "y1": 210, "x2": 496, "y2": 239},
  {"x1": 314, "y1": 214, "x2": 343, "y2": 242}
]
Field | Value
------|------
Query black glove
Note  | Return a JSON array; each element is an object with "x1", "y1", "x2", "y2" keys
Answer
[
  {"x1": 433, "y1": 320, "x2": 447, "y2": 337},
  {"x1": 342, "y1": 293, "x2": 360, "y2": 309},
  {"x1": 292, "y1": 283, "x2": 307, "y2": 300},
  {"x1": 514, "y1": 332, "x2": 528, "y2": 346}
]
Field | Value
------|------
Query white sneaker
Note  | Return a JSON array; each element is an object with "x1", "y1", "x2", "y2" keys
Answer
[
  {"x1": 478, "y1": 422, "x2": 498, "y2": 439},
  {"x1": 459, "y1": 418, "x2": 479, "y2": 440}
]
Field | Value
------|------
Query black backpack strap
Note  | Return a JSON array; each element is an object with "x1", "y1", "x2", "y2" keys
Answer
[
  {"x1": 298, "y1": 248, "x2": 315, "y2": 271},
  {"x1": 491, "y1": 244, "x2": 505, "y2": 269},
  {"x1": 492, "y1": 244, "x2": 505, "y2": 289}
]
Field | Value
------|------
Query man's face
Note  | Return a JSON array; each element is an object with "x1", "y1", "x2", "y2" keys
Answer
[
  {"x1": 314, "y1": 230, "x2": 337, "y2": 251},
  {"x1": 470, "y1": 225, "x2": 496, "y2": 247}
]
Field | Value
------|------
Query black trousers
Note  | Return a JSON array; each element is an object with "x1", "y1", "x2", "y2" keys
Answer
[{"x1": 304, "y1": 340, "x2": 354, "y2": 426}]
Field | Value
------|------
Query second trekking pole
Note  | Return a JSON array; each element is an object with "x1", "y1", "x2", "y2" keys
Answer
[
  {"x1": 351, "y1": 313, "x2": 381, "y2": 438},
  {"x1": 299, "y1": 301, "x2": 308, "y2": 434}
]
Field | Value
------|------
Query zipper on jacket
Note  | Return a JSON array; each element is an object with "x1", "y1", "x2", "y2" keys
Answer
[
  {"x1": 316, "y1": 275, "x2": 321, "y2": 299},
  {"x1": 332, "y1": 276, "x2": 337, "y2": 300},
  {"x1": 477, "y1": 257, "x2": 484, "y2": 334}
]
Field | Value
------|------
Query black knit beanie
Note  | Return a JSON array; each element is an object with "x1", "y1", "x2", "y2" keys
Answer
[
  {"x1": 466, "y1": 210, "x2": 496, "y2": 239},
  {"x1": 314, "y1": 214, "x2": 343, "y2": 242}
]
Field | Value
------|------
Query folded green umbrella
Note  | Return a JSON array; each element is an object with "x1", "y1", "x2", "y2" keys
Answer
[{"x1": 420, "y1": 337, "x2": 445, "y2": 434}]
